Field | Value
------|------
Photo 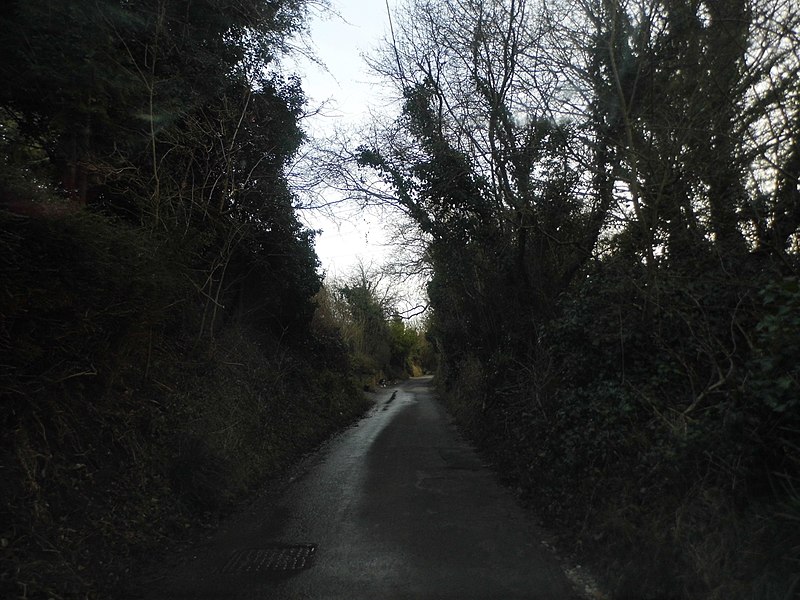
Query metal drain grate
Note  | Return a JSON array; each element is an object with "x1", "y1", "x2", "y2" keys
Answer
[{"x1": 219, "y1": 544, "x2": 317, "y2": 574}]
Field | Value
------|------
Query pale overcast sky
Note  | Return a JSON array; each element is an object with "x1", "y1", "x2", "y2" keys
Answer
[{"x1": 292, "y1": 1, "x2": 398, "y2": 281}]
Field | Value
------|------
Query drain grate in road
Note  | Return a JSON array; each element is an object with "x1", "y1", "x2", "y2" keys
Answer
[{"x1": 219, "y1": 544, "x2": 317, "y2": 574}]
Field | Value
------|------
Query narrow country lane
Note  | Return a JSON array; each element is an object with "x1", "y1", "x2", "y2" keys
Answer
[{"x1": 140, "y1": 377, "x2": 578, "y2": 599}]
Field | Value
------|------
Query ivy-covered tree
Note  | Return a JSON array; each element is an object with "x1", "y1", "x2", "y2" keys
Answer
[{"x1": 356, "y1": 0, "x2": 800, "y2": 596}]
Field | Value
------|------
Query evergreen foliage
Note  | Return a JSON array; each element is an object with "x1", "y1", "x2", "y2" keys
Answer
[{"x1": 0, "y1": 1, "x2": 372, "y2": 598}]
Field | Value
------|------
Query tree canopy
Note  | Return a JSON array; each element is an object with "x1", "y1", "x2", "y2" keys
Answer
[
  {"x1": 0, "y1": 3, "x2": 365, "y2": 598},
  {"x1": 355, "y1": 0, "x2": 800, "y2": 596}
]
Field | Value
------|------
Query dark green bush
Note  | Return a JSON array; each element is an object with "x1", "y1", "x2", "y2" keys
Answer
[
  {"x1": 436, "y1": 252, "x2": 800, "y2": 599},
  {"x1": 0, "y1": 209, "x2": 370, "y2": 599},
  {"x1": 749, "y1": 277, "x2": 800, "y2": 418}
]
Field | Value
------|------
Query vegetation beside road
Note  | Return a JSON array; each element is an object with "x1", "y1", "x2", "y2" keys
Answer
[
  {"x1": 355, "y1": 1, "x2": 800, "y2": 597},
  {"x1": 0, "y1": 1, "x2": 420, "y2": 597},
  {"x1": 1, "y1": 212, "x2": 372, "y2": 598},
  {"x1": 4, "y1": 0, "x2": 800, "y2": 598}
]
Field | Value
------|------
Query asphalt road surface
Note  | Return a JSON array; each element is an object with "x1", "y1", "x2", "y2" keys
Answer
[{"x1": 142, "y1": 376, "x2": 577, "y2": 599}]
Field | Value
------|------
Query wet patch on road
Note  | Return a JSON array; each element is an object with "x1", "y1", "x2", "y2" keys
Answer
[
  {"x1": 417, "y1": 475, "x2": 468, "y2": 494},
  {"x1": 382, "y1": 390, "x2": 398, "y2": 411},
  {"x1": 437, "y1": 447, "x2": 484, "y2": 471},
  {"x1": 219, "y1": 544, "x2": 317, "y2": 574}
]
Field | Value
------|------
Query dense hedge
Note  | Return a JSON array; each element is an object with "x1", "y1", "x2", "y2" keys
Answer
[
  {"x1": 439, "y1": 254, "x2": 800, "y2": 599},
  {"x1": 0, "y1": 210, "x2": 370, "y2": 599}
]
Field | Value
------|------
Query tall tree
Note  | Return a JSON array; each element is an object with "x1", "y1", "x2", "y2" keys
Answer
[
  {"x1": 0, "y1": 0, "x2": 322, "y2": 341},
  {"x1": 357, "y1": 0, "x2": 620, "y2": 378}
]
